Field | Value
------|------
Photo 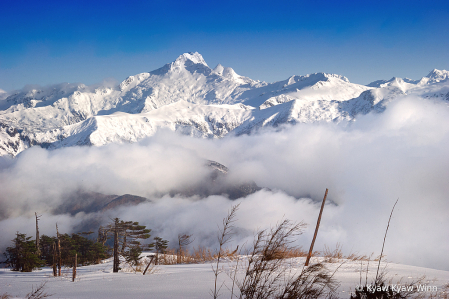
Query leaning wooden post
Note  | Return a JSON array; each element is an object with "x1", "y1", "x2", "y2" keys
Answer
[
  {"x1": 143, "y1": 256, "x2": 155, "y2": 275},
  {"x1": 305, "y1": 188, "x2": 328, "y2": 266},
  {"x1": 72, "y1": 253, "x2": 77, "y2": 282}
]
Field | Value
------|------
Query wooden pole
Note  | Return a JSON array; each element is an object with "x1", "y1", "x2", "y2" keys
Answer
[
  {"x1": 72, "y1": 253, "x2": 77, "y2": 282},
  {"x1": 305, "y1": 188, "x2": 328, "y2": 266},
  {"x1": 143, "y1": 256, "x2": 154, "y2": 275}
]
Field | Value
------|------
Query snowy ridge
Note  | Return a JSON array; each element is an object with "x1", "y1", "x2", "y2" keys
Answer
[{"x1": 1, "y1": 52, "x2": 448, "y2": 156}]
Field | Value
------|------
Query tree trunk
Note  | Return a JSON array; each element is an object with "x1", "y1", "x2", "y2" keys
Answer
[
  {"x1": 35, "y1": 213, "x2": 41, "y2": 256},
  {"x1": 72, "y1": 253, "x2": 77, "y2": 282},
  {"x1": 52, "y1": 242, "x2": 57, "y2": 276},
  {"x1": 14, "y1": 232, "x2": 20, "y2": 272},
  {"x1": 113, "y1": 226, "x2": 119, "y2": 273},
  {"x1": 56, "y1": 223, "x2": 62, "y2": 276},
  {"x1": 57, "y1": 238, "x2": 61, "y2": 276}
]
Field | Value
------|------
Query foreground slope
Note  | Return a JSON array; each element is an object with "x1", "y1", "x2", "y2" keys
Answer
[{"x1": 1, "y1": 256, "x2": 448, "y2": 299}]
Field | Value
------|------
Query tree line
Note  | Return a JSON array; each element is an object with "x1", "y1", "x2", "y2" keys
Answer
[{"x1": 2, "y1": 215, "x2": 169, "y2": 273}]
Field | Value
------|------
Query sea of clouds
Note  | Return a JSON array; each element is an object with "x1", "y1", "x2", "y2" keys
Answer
[{"x1": 0, "y1": 95, "x2": 448, "y2": 270}]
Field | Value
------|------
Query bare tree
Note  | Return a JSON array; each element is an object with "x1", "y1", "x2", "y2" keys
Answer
[
  {"x1": 97, "y1": 226, "x2": 110, "y2": 246},
  {"x1": 177, "y1": 234, "x2": 194, "y2": 263},
  {"x1": 72, "y1": 254, "x2": 77, "y2": 282},
  {"x1": 52, "y1": 242, "x2": 56, "y2": 277},
  {"x1": 56, "y1": 224, "x2": 61, "y2": 276},
  {"x1": 35, "y1": 213, "x2": 41, "y2": 256}
]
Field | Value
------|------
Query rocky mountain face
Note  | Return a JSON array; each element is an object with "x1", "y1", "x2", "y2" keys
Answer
[
  {"x1": 1, "y1": 52, "x2": 448, "y2": 157},
  {"x1": 53, "y1": 191, "x2": 147, "y2": 215},
  {"x1": 50, "y1": 160, "x2": 261, "y2": 217}
]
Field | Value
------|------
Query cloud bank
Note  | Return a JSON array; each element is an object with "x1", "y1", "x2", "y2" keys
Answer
[{"x1": 0, "y1": 95, "x2": 448, "y2": 270}]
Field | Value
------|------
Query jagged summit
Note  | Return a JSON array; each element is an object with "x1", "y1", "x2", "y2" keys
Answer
[
  {"x1": 367, "y1": 77, "x2": 412, "y2": 89},
  {"x1": 297, "y1": 72, "x2": 350, "y2": 84},
  {"x1": 1, "y1": 53, "x2": 448, "y2": 157},
  {"x1": 174, "y1": 52, "x2": 208, "y2": 66},
  {"x1": 150, "y1": 52, "x2": 210, "y2": 76},
  {"x1": 425, "y1": 69, "x2": 449, "y2": 83},
  {"x1": 367, "y1": 69, "x2": 449, "y2": 88}
]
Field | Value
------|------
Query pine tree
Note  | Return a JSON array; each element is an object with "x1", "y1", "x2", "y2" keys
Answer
[
  {"x1": 4, "y1": 232, "x2": 44, "y2": 272},
  {"x1": 154, "y1": 237, "x2": 168, "y2": 265},
  {"x1": 38, "y1": 233, "x2": 108, "y2": 267},
  {"x1": 102, "y1": 218, "x2": 151, "y2": 272},
  {"x1": 38, "y1": 234, "x2": 56, "y2": 266}
]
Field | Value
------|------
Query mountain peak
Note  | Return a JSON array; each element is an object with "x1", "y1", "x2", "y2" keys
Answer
[
  {"x1": 212, "y1": 64, "x2": 224, "y2": 75},
  {"x1": 150, "y1": 52, "x2": 209, "y2": 76},
  {"x1": 174, "y1": 52, "x2": 208, "y2": 67},
  {"x1": 426, "y1": 69, "x2": 449, "y2": 81}
]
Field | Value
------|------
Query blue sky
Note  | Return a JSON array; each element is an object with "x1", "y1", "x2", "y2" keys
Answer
[{"x1": 1, "y1": 0, "x2": 448, "y2": 91}]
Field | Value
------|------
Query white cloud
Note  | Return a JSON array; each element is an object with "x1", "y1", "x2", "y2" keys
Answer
[
  {"x1": 0, "y1": 88, "x2": 7, "y2": 101},
  {"x1": 0, "y1": 95, "x2": 448, "y2": 270}
]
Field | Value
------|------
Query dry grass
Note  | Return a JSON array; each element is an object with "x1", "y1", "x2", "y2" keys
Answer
[
  {"x1": 0, "y1": 282, "x2": 52, "y2": 299},
  {"x1": 273, "y1": 246, "x2": 309, "y2": 259},
  {"x1": 144, "y1": 249, "x2": 206, "y2": 265},
  {"x1": 25, "y1": 282, "x2": 52, "y2": 299},
  {"x1": 437, "y1": 283, "x2": 449, "y2": 299},
  {"x1": 234, "y1": 219, "x2": 339, "y2": 299},
  {"x1": 190, "y1": 246, "x2": 216, "y2": 262},
  {"x1": 150, "y1": 243, "x2": 372, "y2": 266},
  {"x1": 321, "y1": 243, "x2": 370, "y2": 263},
  {"x1": 153, "y1": 249, "x2": 178, "y2": 265},
  {"x1": 345, "y1": 252, "x2": 370, "y2": 262},
  {"x1": 323, "y1": 243, "x2": 344, "y2": 263}
]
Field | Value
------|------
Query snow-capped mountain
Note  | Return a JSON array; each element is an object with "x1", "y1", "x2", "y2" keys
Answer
[{"x1": 1, "y1": 52, "x2": 448, "y2": 156}]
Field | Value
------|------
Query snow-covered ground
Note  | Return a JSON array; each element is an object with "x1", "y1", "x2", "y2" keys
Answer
[{"x1": 1, "y1": 256, "x2": 448, "y2": 298}]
